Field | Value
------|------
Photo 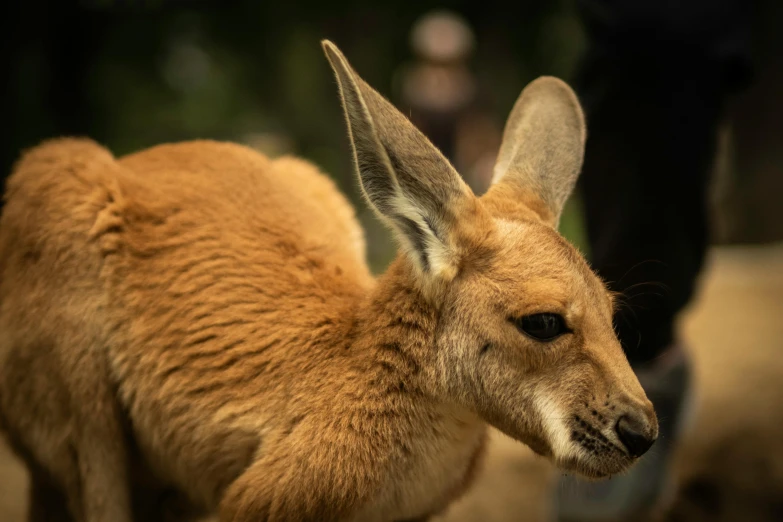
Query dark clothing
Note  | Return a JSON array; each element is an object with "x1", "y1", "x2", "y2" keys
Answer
[{"x1": 575, "y1": 0, "x2": 753, "y2": 364}]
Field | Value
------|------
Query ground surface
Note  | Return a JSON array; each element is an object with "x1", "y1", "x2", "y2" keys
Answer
[{"x1": 2, "y1": 244, "x2": 782, "y2": 521}]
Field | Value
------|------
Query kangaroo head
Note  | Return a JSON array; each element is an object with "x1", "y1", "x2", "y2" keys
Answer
[{"x1": 323, "y1": 41, "x2": 657, "y2": 478}]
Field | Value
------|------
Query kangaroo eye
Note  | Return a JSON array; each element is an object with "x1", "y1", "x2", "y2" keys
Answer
[{"x1": 515, "y1": 313, "x2": 569, "y2": 342}]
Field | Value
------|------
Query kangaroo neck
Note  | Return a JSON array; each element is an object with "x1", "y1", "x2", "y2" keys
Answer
[{"x1": 353, "y1": 255, "x2": 443, "y2": 400}]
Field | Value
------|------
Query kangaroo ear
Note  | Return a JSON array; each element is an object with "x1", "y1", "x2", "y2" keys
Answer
[
  {"x1": 322, "y1": 40, "x2": 474, "y2": 281},
  {"x1": 483, "y1": 76, "x2": 586, "y2": 227}
]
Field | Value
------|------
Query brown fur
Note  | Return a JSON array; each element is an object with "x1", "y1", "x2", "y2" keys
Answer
[{"x1": 0, "y1": 41, "x2": 656, "y2": 522}]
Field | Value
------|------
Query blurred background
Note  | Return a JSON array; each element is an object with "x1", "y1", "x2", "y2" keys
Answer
[
  {"x1": 1, "y1": 0, "x2": 603, "y2": 270},
  {"x1": 1, "y1": 0, "x2": 783, "y2": 521}
]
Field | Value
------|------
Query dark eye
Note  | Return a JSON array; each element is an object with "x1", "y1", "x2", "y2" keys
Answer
[{"x1": 514, "y1": 313, "x2": 569, "y2": 341}]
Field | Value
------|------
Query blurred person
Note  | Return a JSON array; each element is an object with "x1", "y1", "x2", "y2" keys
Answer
[
  {"x1": 398, "y1": 10, "x2": 500, "y2": 193},
  {"x1": 554, "y1": 0, "x2": 753, "y2": 520}
]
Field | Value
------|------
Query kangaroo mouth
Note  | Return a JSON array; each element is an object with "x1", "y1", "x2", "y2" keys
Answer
[
  {"x1": 557, "y1": 415, "x2": 635, "y2": 479},
  {"x1": 556, "y1": 443, "x2": 634, "y2": 479},
  {"x1": 521, "y1": 428, "x2": 628, "y2": 479},
  {"x1": 570, "y1": 415, "x2": 628, "y2": 460}
]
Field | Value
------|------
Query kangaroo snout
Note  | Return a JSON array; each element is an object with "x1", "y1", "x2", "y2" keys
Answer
[{"x1": 615, "y1": 411, "x2": 657, "y2": 458}]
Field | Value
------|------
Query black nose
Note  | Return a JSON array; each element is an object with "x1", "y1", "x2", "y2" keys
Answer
[{"x1": 615, "y1": 415, "x2": 656, "y2": 457}]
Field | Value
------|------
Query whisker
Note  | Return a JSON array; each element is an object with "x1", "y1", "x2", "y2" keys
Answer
[{"x1": 611, "y1": 259, "x2": 668, "y2": 287}]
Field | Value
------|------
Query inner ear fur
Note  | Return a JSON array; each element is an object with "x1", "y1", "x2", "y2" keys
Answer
[{"x1": 323, "y1": 40, "x2": 477, "y2": 281}]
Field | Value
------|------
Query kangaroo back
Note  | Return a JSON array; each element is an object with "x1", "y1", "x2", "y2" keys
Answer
[{"x1": 0, "y1": 137, "x2": 372, "y2": 519}]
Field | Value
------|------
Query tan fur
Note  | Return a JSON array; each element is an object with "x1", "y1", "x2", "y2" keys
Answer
[{"x1": 0, "y1": 41, "x2": 656, "y2": 522}]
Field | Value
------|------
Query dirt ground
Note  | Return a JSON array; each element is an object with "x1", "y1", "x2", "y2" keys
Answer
[{"x1": 2, "y1": 244, "x2": 782, "y2": 521}]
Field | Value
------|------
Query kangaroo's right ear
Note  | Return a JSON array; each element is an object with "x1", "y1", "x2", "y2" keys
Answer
[{"x1": 322, "y1": 40, "x2": 475, "y2": 284}]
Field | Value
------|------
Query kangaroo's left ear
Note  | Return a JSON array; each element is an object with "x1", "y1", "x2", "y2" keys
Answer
[
  {"x1": 483, "y1": 76, "x2": 586, "y2": 227},
  {"x1": 322, "y1": 40, "x2": 476, "y2": 283}
]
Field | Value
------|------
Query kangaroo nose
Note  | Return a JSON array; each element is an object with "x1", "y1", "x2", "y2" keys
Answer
[{"x1": 615, "y1": 414, "x2": 656, "y2": 457}]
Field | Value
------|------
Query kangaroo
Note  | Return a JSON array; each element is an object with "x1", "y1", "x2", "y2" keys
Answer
[{"x1": 0, "y1": 40, "x2": 657, "y2": 522}]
